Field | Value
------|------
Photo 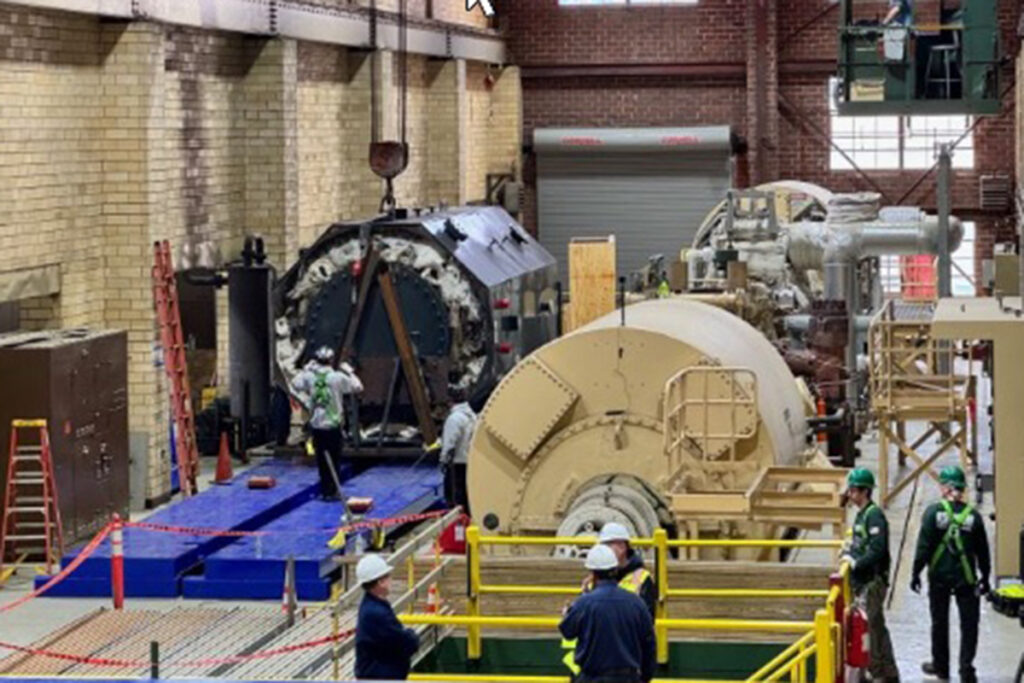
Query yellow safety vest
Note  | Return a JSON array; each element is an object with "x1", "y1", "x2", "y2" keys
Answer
[{"x1": 561, "y1": 569, "x2": 651, "y2": 675}]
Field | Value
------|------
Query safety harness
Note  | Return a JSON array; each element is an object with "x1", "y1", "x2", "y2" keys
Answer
[
  {"x1": 561, "y1": 568, "x2": 651, "y2": 675},
  {"x1": 852, "y1": 502, "x2": 879, "y2": 544},
  {"x1": 312, "y1": 370, "x2": 340, "y2": 425},
  {"x1": 929, "y1": 499, "x2": 976, "y2": 585}
]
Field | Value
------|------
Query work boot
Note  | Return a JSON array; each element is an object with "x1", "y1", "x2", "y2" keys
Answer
[
  {"x1": 959, "y1": 669, "x2": 978, "y2": 683},
  {"x1": 920, "y1": 662, "x2": 949, "y2": 681}
]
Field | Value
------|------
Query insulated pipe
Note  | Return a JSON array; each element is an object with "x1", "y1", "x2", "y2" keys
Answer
[
  {"x1": 785, "y1": 314, "x2": 871, "y2": 336},
  {"x1": 790, "y1": 215, "x2": 964, "y2": 389}
]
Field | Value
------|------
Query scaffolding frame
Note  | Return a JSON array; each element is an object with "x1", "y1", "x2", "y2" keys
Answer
[{"x1": 868, "y1": 300, "x2": 972, "y2": 507}]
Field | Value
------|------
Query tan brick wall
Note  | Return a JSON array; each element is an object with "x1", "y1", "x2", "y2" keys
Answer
[
  {"x1": 462, "y1": 61, "x2": 521, "y2": 203},
  {"x1": 0, "y1": 1, "x2": 521, "y2": 506},
  {"x1": 99, "y1": 22, "x2": 170, "y2": 501},
  {"x1": 426, "y1": 59, "x2": 460, "y2": 205},
  {"x1": 0, "y1": 5, "x2": 106, "y2": 331}
]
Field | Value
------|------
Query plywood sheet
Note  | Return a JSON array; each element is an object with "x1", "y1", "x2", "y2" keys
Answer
[{"x1": 567, "y1": 236, "x2": 616, "y2": 332}]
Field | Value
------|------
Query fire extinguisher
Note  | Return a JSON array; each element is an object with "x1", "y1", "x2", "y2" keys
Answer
[{"x1": 846, "y1": 604, "x2": 871, "y2": 669}]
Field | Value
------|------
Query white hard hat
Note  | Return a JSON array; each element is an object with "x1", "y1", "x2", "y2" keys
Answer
[
  {"x1": 355, "y1": 554, "x2": 393, "y2": 585},
  {"x1": 584, "y1": 544, "x2": 619, "y2": 571},
  {"x1": 598, "y1": 522, "x2": 631, "y2": 544},
  {"x1": 315, "y1": 346, "x2": 336, "y2": 363}
]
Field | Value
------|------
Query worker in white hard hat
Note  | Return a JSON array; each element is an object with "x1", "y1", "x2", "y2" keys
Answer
[
  {"x1": 292, "y1": 346, "x2": 363, "y2": 499},
  {"x1": 562, "y1": 523, "x2": 657, "y2": 676},
  {"x1": 354, "y1": 554, "x2": 419, "y2": 680},
  {"x1": 598, "y1": 522, "x2": 656, "y2": 619},
  {"x1": 559, "y1": 545, "x2": 656, "y2": 683}
]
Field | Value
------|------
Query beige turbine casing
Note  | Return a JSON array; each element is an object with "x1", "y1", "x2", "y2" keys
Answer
[{"x1": 468, "y1": 299, "x2": 808, "y2": 536}]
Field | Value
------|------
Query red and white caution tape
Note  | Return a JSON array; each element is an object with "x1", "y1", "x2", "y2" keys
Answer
[
  {"x1": 0, "y1": 522, "x2": 112, "y2": 615},
  {"x1": 0, "y1": 630, "x2": 355, "y2": 668},
  {"x1": 123, "y1": 508, "x2": 450, "y2": 538}
]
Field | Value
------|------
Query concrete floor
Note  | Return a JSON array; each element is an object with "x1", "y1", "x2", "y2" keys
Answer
[{"x1": 0, "y1": 435, "x2": 1021, "y2": 680}]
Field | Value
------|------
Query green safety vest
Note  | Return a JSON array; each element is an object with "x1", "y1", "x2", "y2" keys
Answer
[
  {"x1": 930, "y1": 499, "x2": 976, "y2": 585},
  {"x1": 561, "y1": 568, "x2": 651, "y2": 675}
]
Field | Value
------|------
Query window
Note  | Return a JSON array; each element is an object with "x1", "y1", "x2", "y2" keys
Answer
[
  {"x1": 878, "y1": 221, "x2": 976, "y2": 299},
  {"x1": 558, "y1": 0, "x2": 697, "y2": 5},
  {"x1": 828, "y1": 80, "x2": 974, "y2": 171}
]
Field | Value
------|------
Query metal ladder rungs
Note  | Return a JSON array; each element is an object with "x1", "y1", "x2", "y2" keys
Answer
[{"x1": 3, "y1": 534, "x2": 48, "y2": 541}]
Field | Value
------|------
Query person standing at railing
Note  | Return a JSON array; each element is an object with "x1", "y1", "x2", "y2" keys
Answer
[
  {"x1": 562, "y1": 523, "x2": 657, "y2": 676},
  {"x1": 841, "y1": 468, "x2": 901, "y2": 683},
  {"x1": 599, "y1": 523, "x2": 657, "y2": 620},
  {"x1": 910, "y1": 465, "x2": 991, "y2": 683},
  {"x1": 354, "y1": 555, "x2": 420, "y2": 680},
  {"x1": 559, "y1": 545, "x2": 656, "y2": 683}
]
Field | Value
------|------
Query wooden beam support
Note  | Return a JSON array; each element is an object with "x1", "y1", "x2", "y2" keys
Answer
[{"x1": 378, "y1": 266, "x2": 439, "y2": 445}]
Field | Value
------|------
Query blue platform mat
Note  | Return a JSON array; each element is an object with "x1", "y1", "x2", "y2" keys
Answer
[
  {"x1": 36, "y1": 459, "x2": 325, "y2": 597},
  {"x1": 182, "y1": 463, "x2": 443, "y2": 600},
  {"x1": 35, "y1": 459, "x2": 442, "y2": 600}
]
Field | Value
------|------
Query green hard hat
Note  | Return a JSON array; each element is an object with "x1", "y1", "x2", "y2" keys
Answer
[
  {"x1": 939, "y1": 465, "x2": 967, "y2": 490},
  {"x1": 846, "y1": 468, "x2": 875, "y2": 489}
]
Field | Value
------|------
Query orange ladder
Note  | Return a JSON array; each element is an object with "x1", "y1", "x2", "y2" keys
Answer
[
  {"x1": 152, "y1": 240, "x2": 199, "y2": 496},
  {"x1": 1, "y1": 419, "x2": 64, "y2": 577}
]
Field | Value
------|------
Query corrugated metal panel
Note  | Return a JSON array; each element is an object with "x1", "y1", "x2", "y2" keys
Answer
[
  {"x1": 534, "y1": 126, "x2": 734, "y2": 154},
  {"x1": 535, "y1": 132, "x2": 733, "y2": 283}
]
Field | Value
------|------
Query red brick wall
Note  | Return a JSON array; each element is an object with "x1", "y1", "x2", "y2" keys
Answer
[
  {"x1": 503, "y1": 0, "x2": 1021, "y2": 286},
  {"x1": 499, "y1": 0, "x2": 747, "y2": 66}
]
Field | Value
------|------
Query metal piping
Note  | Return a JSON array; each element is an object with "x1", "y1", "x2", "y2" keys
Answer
[
  {"x1": 788, "y1": 217, "x2": 964, "y2": 270},
  {"x1": 789, "y1": 213, "x2": 964, "y2": 385},
  {"x1": 785, "y1": 314, "x2": 871, "y2": 336}
]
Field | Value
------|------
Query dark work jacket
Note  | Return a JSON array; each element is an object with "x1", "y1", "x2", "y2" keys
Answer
[
  {"x1": 617, "y1": 550, "x2": 657, "y2": 620},
  {"x1": 912, "y1": 499, "x2": 991, "y2": 589},
  {"x1": 850, "y1": 502, "x2": 891, "y2": 590},
  {"x1": 355, "y1": 592, "x2": 420, "y2": 680},
  {"x1": 559, "y1": 580, "x2": 656, "y2": 682}
]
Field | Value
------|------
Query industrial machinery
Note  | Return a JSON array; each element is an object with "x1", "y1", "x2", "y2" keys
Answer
[
  {"x1": 468, "y1": 299, "x2": 845, "y2": 553},
  {"x1": 275, "y1": 206, "x2": 559, "y2": 449},
  {"x1": 836, "y1": 0, "x2": 1001, "y2": 115},
  {"x1": 688, "y1": 183, "x2": 962, "y2": 464}
]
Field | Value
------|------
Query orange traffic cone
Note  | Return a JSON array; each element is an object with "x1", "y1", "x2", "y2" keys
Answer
[
  {"x1": 213, "y1": 432, "x2": 233, "y2": 485},
  {"x1": 426, "y1": 583, "x2": 440, "y2": 613}
]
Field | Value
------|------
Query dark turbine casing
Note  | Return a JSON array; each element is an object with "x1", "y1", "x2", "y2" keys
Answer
[{"x1": 274, "y1": 206, "x2": 559, "y2": 426}]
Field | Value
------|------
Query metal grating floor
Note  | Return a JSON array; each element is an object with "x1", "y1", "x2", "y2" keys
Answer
[{"x1": 891, "y1": 300, "x2": 936, "y2": 321}]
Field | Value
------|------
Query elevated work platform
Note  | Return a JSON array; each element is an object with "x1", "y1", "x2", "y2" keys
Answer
[
  {"x1": 35, "y1": 459, "x2": 442, "y2": 599},
  {"x1": 183, "y1": 463, "x2": 444, "y2": 600}
]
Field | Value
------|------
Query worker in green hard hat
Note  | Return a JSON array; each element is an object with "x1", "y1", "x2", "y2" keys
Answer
[
  {"x1": 842, "y1": 467, "x2": 900, "y2": 682},
  {"x1": 911, "y1": 465, "x2": 991, "y2": 683}
]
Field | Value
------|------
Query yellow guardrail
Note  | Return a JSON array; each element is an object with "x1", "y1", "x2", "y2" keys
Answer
[
  {"x1": 410, "y1": 676, "x2": 747, "y2": 683},
  {"x1": 437, "y1": 526, "x2": 851, "y2": 682}
]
